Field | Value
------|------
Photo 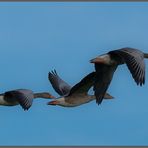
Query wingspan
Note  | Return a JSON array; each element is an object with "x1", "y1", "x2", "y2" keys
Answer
[
  {"x1": 68, "y1": 72, "x2": 96, "y2": 96},
  {"x1": 4, "y1": 89, "x2": 34, "y2": 110},
  {"x1": 48, "y1": 70, "x2": 72, "y2": 96},
  {"x1": 109, "y1": 47, "x2": 145, "y2": 86}
]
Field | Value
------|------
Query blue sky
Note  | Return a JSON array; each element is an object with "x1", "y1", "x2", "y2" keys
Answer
[{"x1": 0, "y1": 2, "x2": 148, "y2": 146}]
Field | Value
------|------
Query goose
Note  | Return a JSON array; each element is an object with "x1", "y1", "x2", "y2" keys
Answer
[
  {"x1": 47, "y1": 70, "x2": 114, "y2": 107},
  {"x1": 90, "y1": 47, "x2": 148, "y2": 105},
  {"x1": 0, "y1": 89, "x2": 55, "y2": 110}
]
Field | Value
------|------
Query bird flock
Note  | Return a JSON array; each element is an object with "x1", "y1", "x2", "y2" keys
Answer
[{"x1": 0, "y1": 47, "x2": 147, "y2": 111}]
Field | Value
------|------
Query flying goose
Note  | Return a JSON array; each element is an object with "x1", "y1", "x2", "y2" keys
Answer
[
  {"x1": 0, "y1": 89, "x2": 55, "y2": 110},
  {"x1": 90, "y1": 47, "x2": 148, "y2": 105},
  {"x1": 47, "y1": 70, "x2": 114, "y2": 107}
]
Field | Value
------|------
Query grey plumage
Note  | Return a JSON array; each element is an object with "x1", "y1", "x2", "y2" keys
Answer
[
  {"x1": 4, "y1": 89, "x2": 34, "y2": 110},
  {"x1": 67, "y1": 72, "x2": 96, "y2": 96},
  {"x1": 48, "y1": 70, "x2": 72, "y2": 96},
  {"x1": 48, "y1": 70, "x2": 97, "y2": 98},
  {"x1": 91, "y1": 47, "x2": 147, "y2": 105},
  {"x1": 48, "y1": 70, "x2": 114, "y2": 107},
  {"x1": 93, "y1": 64, "x2": 117, "y2": 105},
  {"x1": 109, "y1": 48, "x2": 145, "y2": 85},
  {"x1": 0, "y1": 89, "x2": 54, "y2": 110}
]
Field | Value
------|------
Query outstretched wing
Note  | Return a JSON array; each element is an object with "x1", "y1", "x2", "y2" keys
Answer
[
  {"x1": 68, "y1": 72, "x2": 96, "y2": 96},
  {"x1": 109, "y1": 47, "x2": 145, "y2": 86},
  {"x1": 4, "y1": 89, "x2": 34, "y2": 110},
  {"x1": 48, "y1": 70, "x2": 72, "y2": 96},
  {"x1": 93, "y1": 64, "x2": 117, "y2": 105}
]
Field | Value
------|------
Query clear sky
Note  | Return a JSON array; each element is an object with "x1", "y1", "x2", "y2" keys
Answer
[{"x1": 0, "y1": 2, "x2": 148, "y2": 146}]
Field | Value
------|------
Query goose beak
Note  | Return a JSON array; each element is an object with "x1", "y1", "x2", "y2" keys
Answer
[
  {"x1": 47, "y1": 100, "x2": 57, "y2": 106},
  {"x1": 50, "y1": 95, "x2": 56, "y2": 99}
]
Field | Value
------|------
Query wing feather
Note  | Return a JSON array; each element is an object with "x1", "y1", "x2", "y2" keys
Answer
[
  {"x1": 48, "y1": 70, "x2": 72, "y2": 96},
  {"x1": 68, "y1": 72, "x2": 96, "y2": 96},
  {"x1": 93, "y1": 64, "x2": 117, "y2": 105},
  {"x1": 109, "y1": 48, "x2": 145, "y2": 86},
  {"x1": 4, "y1": 89, "x2": 34, "y2": 110}
]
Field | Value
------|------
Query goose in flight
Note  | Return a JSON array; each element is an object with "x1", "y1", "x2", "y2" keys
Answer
[
  {"x1": 90, "y1": 47, "x2": 148, "y2": 105},
  {"x1": 47, "y1": 70, "x2": 114, "y2": 107},
  {"x1": 0, "y1": 89, "x2": 55, "y2": 110}
]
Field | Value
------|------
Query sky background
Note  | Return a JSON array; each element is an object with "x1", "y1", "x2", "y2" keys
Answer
[{"x1": 0, "y1": 2, "x2": 148, "y2": 146}]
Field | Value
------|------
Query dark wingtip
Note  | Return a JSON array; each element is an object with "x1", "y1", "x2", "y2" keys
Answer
[
  {"x1": 95, "y1": 98, "x2": 103, "y2": 106},
  {"x1": 51, "y1": 70, "x2": 54, "y2": 75},
  {"x1": 48, "y1": 69, "x2": 58, "y2": 79},
  {"x1": 95, "y1": 93, "x2": 104, "y2": 106},
  {"x1": 49, "y1": 69, "x2": 58, "y2": 76},
  {"x1": 54, "y1": 69, "x2": 57, "y2": 75},
  {"x1": 96, "y1": 100, "x2": 101, "y2": 105},
  {"x1": 48, "y1": 71, "x2": 52, "y2": 77}
]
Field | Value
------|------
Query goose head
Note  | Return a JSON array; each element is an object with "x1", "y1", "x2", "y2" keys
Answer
[{"x1": 90, "y1": 54, "x2": 114, "y2": 65}]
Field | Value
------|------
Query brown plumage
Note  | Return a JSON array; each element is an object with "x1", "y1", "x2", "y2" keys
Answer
[
  {"x1": 48, "y1": 70, "x2": 114, "y2": 107},
  {"x1": 90, "y1": 47, "x2": 148, "y2": 105},
  {"x1": 0, "y1": 89, "x2": 55, "y2": 110}
]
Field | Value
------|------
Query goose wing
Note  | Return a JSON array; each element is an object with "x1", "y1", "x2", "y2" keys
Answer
[
  {"x1": 4, "y1": 89, "x2": 34, "y2": 110},
  {"x1": 93, "y1": 64, "x2": 117, "y2": 105},
  {"x1": 67, "y1": 72, "x2": 96, "y2": 97},
  {"x1": 109, "y1": 47, "x2": 145, "y2": 86},
  {"x1": 48, "y1": 70, "x2": 72, "y2": 96}
]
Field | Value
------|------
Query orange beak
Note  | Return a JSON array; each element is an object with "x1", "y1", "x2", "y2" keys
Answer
[
  {"x1": 47, "y1": 100, "x2": 57, "y2": 105},
  {"x1": 50, "y1": 95, "x2": 56, "y2": 99}
]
